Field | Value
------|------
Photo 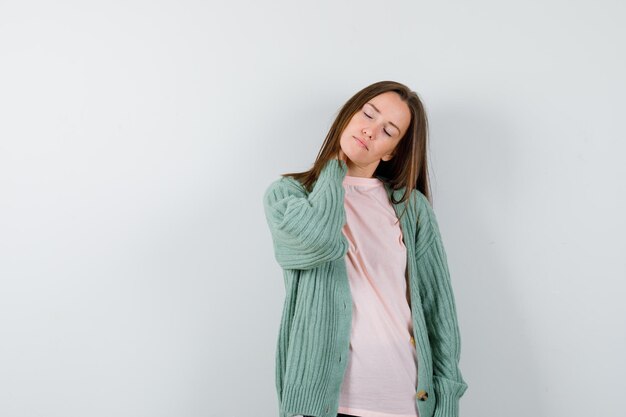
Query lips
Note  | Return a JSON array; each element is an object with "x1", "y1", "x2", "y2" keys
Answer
[{"x1": 353, "y1": 136, "x2": 368, "y2": 150}]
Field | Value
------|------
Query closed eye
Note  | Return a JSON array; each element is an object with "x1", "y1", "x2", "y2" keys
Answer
[{"x1": 363, "y1": 111, "x2": 392, "y2": 137}]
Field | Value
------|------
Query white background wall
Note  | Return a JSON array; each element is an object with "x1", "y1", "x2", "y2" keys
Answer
[{"x1": 1, "y1": 1, "x2": 624, "y2": 416}]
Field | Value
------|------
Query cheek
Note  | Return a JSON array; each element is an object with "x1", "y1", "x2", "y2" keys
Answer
[
  {"x1": 377, "y1": 142, "x2": 399, "y2": 156},
  {"x1": 347, "y1": 115, "x2": 362, "y2": 129}
]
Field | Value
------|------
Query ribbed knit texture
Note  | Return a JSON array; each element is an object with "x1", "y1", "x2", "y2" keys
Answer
[{"x1": 263, "y1": 159, "x2": 468, "y2": 417}]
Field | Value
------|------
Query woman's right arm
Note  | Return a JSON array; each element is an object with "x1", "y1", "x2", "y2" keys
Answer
[{"x1": 262, "y1": 158, "x2": 348, "y2": 270}]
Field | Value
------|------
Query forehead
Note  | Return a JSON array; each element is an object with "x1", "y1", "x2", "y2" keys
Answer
[{"x1": 366, "y1": 92, "x2": 411, "y2": 133}]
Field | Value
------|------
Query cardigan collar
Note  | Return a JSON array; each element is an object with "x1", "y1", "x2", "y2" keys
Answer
[{"x1": 380, "y1": 178, "x2": 407, "y2": 207}]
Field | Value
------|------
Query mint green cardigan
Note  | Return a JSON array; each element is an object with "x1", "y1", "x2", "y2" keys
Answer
[{"x1": 262, "y1": 159, "x2": 468, "y2": 417}]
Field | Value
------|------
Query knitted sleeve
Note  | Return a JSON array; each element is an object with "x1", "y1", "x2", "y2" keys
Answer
[
  {"x1": 414, "y1": 192, "x2": 468, "y2": 417},
  {"x1": 262, "y1": 159, "x2": 349, "y2": 270}
]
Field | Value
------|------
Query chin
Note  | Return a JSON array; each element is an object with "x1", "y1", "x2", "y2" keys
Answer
[{"x1": 344, "y1": 153, "x2": 370, "y2": 165}]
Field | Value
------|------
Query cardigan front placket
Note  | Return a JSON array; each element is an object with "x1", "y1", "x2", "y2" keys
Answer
[{"x1": 382, "y1": 182, "x2": 437, "y2": 417}]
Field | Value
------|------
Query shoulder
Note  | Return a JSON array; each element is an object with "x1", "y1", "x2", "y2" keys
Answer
[
  {"x1": 386, "y1": 185, "x2": 430, "y2": 222},
  {"x1": 411, "y1": 189, "x2": 434, "y2": 220},
  {"x1": 410, "y1": 189, "x2": 447, "y2": 256},
  {"x1": 392, "y1": 187, "x2": 429, "y2": 220},
  {"x1": 263, "y1": 175, "x2": 307, "y2": 203}
]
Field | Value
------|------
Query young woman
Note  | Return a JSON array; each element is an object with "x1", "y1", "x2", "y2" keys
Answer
[{"x1": 262, "y1": 80, "x2": 468, "y2": 417}]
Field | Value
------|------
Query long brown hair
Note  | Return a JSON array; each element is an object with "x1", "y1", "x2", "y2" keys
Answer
[{"x1": 282, "y1": 80, "x2": 432, "y2": 220}]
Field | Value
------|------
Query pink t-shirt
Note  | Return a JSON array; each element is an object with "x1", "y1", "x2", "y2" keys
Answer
[{"x1": 337, "y1": 174, "x2": 419, "y2": 417}]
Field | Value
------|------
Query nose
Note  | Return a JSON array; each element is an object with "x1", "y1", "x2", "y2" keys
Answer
[{"x1": 362, "y1": 127, "x2": 373, "y2": 139}]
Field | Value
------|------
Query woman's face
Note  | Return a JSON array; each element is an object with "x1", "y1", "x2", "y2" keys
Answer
[{"x1": 339, "y1": 91, "x2": 411, "y2": 176}]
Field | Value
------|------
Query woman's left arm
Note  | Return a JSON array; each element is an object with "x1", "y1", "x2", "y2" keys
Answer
[{"x1": 414, "y1": 193, "x2": 468, "y2": 417}]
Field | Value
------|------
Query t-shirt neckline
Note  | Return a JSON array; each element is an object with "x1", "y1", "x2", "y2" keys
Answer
[{"x1": 343, "y1": 175, "x2": 383, "y2": 187}]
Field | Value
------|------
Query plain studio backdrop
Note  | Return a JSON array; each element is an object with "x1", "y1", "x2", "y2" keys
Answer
[{"x1": 1, "y1": 1, "x2": 625, "y2": 416}]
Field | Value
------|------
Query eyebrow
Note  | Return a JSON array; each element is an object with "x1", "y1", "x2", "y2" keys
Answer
[{"x1": 366, "y1": 102, "x2": 401, "y2": 134}]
